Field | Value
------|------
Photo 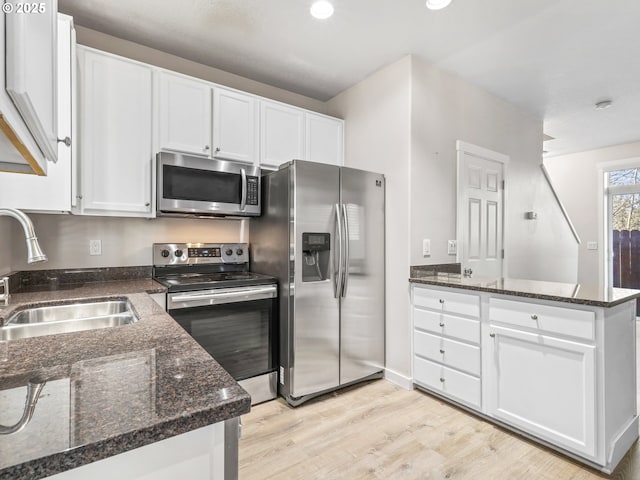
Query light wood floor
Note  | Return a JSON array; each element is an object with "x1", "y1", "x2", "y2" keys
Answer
[{"x1": 239, "y1": 328, "x2": 640, "y2": 480}]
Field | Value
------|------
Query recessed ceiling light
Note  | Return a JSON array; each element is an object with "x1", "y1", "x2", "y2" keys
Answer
[
  {"x1": 595, "y1": 100, "x2": 613, "y2": 110},
  {"x1": 426, "y1": 0, "x2": 453, "y2": 10},
  {"x1": 310, "y1": 1, "x2": 334, "y2": 19}
]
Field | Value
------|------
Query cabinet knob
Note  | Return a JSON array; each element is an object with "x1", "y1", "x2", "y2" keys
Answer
[
  {"x1": 215, "y1": 147, "x2": 221, "y2": 153},
  {"x1": 204, "y1": 145, "x2": 210, "y2": 151},
  {"x1": 76, "y1": 195, "x2": 83, "y2": 200},
  {"x1": 489, "y1": 333, "x2": 495, "y2": 338},
  {"x1": 57, "y1": 136, "x2": 71, "y2": 147},
  {"x1": 145, "y1": 202, "x2": 150, "y2": 207},
  {"x1": 439, "y1": 299, "x2": 445, "y2": 304},
  {"x1": 439, "y1": 377, "x2": 445, "y2": 383},
  {"x1": 531, "y1": 314, "x2": 538, "y2": 320},
  {"x1": 439, "y1": 322, "x2": 445, "y2": 327},
  {"x1": 439, "y1": 349, "x2": 445, "y2": 354}
]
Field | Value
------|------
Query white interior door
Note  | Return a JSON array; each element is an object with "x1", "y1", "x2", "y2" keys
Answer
[{"x1": 457, "y1": 142, "x2": 507, "y2": 278}]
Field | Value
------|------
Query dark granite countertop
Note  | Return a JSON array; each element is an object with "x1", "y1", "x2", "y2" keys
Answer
[
  {"x1": 0, "y1": 278, "x2": 251, "y2": 480},
  {"x1": 409, "y1": 269, "x2": 640, "y2": 308}
]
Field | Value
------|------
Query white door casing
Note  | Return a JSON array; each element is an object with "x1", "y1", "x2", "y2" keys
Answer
[{"x1": 456, "y1": 141, "x2": 509, "y2": 278}]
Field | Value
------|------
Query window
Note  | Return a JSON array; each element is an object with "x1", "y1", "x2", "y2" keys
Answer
[{"x1": 606, "y1": 168, "x2": 640, "y2": 309}]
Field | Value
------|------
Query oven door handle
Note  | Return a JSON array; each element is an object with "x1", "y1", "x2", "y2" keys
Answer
[{"x1": 168, "y1": 285, "x2": 277, "y2": 309}]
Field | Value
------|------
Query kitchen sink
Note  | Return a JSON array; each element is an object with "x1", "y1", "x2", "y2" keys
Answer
[{"x1": 0, "y1": 299, "x2": 139, "y2": 340}]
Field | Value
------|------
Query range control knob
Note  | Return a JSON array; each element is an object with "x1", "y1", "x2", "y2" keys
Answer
[
  {"x1": 225, "y1": 249, "x2": 233, "y2": 256},
  {"x1": 174, "y1": 249, "x2": 183, "y2": 258},
  {"x1": 236, "y1": 248, "x2": 244, "y2": 256},
  {"x1": 161, "y1": 249, "x2": 170, "y2": 258}
]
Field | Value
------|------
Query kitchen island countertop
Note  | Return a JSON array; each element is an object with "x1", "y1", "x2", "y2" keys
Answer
[
  {"x1": 409, "y1": 270, "x2": 640, "y2": 308},
  {"x1": 0, "y1": 278, "x2": 251, "y2": 480}
]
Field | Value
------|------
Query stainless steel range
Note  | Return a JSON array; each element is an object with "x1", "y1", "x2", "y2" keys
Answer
[{"x1": 152, "y1": 242, "x2": 278, "y2": 405}]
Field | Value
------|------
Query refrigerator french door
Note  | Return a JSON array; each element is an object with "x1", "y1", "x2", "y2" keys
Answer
[{"x1": 252, "y1": 160, "x2": 385, "y2": 406}]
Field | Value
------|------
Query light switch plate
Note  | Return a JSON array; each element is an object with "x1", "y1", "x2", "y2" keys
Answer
[
  {"x1": 447, "y1": 240, "x2": 457, "y2": 255},
  {"x1": 587, "y1": 241, "x2": 598, "y2": 251},
  {"x1": 422, "y1": 238, "x2": 431, "y2": 257}
]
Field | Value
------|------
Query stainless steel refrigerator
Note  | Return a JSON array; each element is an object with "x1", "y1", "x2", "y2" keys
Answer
[{"x1": 251, "y1": 160, "x2": 385, "y2": 406}]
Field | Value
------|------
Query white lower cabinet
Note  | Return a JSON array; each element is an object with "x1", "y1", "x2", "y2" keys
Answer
[
  {"x1": 412, "y1": 286, "x2": 481, "y2": 410},
  {"x1": 485, "y1": 324, "x2": 596, "y2": 458},
  {"x1": 411, "y1": 284, "x2": 638, "y2": 473},
  {"x1": 46, "y1": 422, "x2": 229, "y2": 480}
]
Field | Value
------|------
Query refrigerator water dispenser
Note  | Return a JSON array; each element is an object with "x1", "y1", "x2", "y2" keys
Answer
[{"x1": 302, "y1": 233, "x2": 330, "y2": 282}]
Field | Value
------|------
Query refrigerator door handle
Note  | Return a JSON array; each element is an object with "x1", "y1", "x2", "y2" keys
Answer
[
  {"x1": 341, "y1": 203, "x2": 350, "y2": 297},
  {"x1": 334, "y1": 203, "x2": 344, "y2": 298}
]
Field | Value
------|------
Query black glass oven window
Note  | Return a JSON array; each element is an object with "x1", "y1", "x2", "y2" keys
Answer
[
  {"x1": 169, "y1": 298, "x2": 276, "y2": 381},
  {"x1": 163, "y1": 165, "x2": 241, "y2": 204}
]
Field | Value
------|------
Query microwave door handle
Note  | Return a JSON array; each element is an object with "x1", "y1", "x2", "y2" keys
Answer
[{"x1": 240, "y1": 168, "x2": 247, "y2": 211}]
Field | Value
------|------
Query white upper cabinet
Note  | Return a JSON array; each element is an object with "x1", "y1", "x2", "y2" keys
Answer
[
  {"x1": 0, "y1": 14, "x2": 75, "y2": 210},
  {"x1": 158, "y1": 72, "x2": 212, "y2": 157},
  {"x1": 305, "y1": 112, "x2": 344, "y2": 166},
  {"x1": 260, "y1": 100, "x2": 304, "y2": 169},
  {"x1": 212, "y1": 87, "x2": 258, "y2": 165},
  {"x1": 5, "y1": 0, "x2": 58, "y2": 164},
  {"x1": 77, "y1": 47, "x2": 154, "y2": 217},
  {"x1": 0, "y1": 0, "x2": 58, "y2": 175}
]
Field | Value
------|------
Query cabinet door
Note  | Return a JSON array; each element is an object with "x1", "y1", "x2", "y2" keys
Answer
[
  {"x1": 0, "y1": 14, "x2": 74, "y2": 210},
  {"x1": 212, "y1": 88, "x2": 257, "y2": 164},
  {"x1": 78, "y1": 48, "x2": 153, "y2": 216},
  {"x1": 260, "y1": 101, "x2": 304, "y2": 169},
  {"x1": 5, "y1": 0, "x2": 58, "y2": 163},
  {"x1": 158, "y1": 72, "x2": 211, "y2": 157},
  {"x1": 485, "y1": 324, "x2": 596, "y2": 458},
  {"x1": 305, "y1": 112, "x2": 343, "y2": 166}
]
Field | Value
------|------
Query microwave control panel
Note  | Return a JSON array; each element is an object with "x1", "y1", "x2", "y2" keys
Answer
[{"x1": 247, "y1": 177, "x2": 259, "y2": 205}]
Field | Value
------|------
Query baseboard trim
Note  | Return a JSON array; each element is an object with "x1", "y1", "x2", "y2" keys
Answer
[{"x1": 384, "y1": 368, "x2": 412, "y2": 390}]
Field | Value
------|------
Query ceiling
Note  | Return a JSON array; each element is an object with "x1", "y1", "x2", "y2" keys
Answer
[{"x1": 58, "y1": 0, "x2": 640, "y2": 158}]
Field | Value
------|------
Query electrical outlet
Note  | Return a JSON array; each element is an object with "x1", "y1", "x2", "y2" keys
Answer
[
  {"x1": 587, "y1": 241, "x2": 598, "y2": 251},
  {"x1": 422, "y1": 238, "x2": 431, "y2": 257},
  {"x1": 447, "y1": 240, "x2": 457, "y2": 255},
  {"x1": 89, "y1": 239, "x2": 102, "y2": 256}
]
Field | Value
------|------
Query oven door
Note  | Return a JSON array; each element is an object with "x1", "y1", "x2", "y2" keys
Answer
[
  {"x1": 167, "y1": 285, "x2": 277, "y2": 381},
  {"x1": 157, "y1": 152, "x2": 260, "y2": 217}
]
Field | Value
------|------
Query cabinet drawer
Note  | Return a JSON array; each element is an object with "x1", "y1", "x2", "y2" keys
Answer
[
  {"x1": 414, "y1": 308, "x2": 480, "y2": 344},
  {"x1": 490, "y1": 297, "x2": 595, "y2": 341},
  {"x1": 414, "y1": 331, "x2": 480, "y2": 376},
  {"x1": 413, "y1": 287, "x2": 480, "y2": 318},
  {"x1": 413, "y1": 356, "x2": 481, "y2": 409}
]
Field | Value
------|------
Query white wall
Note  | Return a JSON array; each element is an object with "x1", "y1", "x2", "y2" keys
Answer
[
  {"x1": 326, "y1": 56, "x2": 412, "y2": 385},
  {"x1": 75, "y1": 26, "x2": 327, "y2": 113},
  {"x1": 410, "y1": 58, "x2": 578, "y2": 283},
  {"x1": 11, "y1": 214, "x2": 247, "y2": 271},
  {"x1": 545, "y1": 141, "x2": 640, "y2": 285}
]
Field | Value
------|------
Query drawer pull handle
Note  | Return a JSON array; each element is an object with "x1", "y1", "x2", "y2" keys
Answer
[
  {"x1": 531, "y1": 314, "x2": 538, "y2": 320},
  {"x1": 489, "y1": 333, "x2": 495, "y2": 338},
  {"x1": 439, "y1": 322, "x2": 445, "y2": 327},
  {"x1": 439, "y1": 349, "x2": 445, "y2": 354},
  {"x1": 439, "y1": 377, "x2": 445, "y2": 383},
  {"x1": 439, "y1": 299, "x2": 445, "y2": 304}
]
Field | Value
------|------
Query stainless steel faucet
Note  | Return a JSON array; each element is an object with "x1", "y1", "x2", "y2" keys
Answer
[{"x1": 0, "y1": 208, "x2": 48, "y2": 306}]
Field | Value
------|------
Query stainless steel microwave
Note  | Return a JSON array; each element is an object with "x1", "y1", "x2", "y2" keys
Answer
[{"x1": 157, "y1": 152, "x2": 261, "y2": 217}]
